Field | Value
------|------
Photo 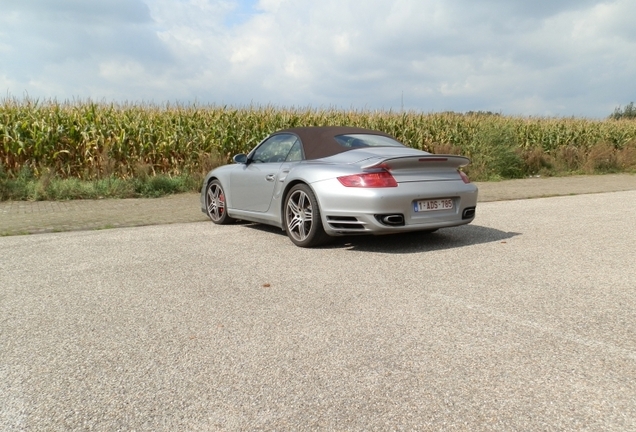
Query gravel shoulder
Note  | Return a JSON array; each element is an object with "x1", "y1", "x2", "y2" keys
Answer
[{"x1": 1, "y1": 173, "x2": 635, "y2": 236}]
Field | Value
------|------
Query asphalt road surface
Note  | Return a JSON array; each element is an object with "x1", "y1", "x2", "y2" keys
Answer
[{"x1": 2, "y1": 191, "x2": 635, "y2": 431}]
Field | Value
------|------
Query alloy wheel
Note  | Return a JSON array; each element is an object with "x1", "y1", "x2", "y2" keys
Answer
[
  {"x1": 286, "y1": 189, "x2": 313, "y2": 242},
  {"x1": 206, "y1": 182, "x2": 226, "y2": 222}
]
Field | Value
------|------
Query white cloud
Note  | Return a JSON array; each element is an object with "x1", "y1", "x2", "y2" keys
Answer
[
  {"x1": 99, "y1": 60, "x2": 147, "y2": 82},
  {"x1": 0, "y1": 74, "x2": 18, "y2": 95},
  {"x1": 0, "y1": 0, "x2": 634, "y2": 117}
]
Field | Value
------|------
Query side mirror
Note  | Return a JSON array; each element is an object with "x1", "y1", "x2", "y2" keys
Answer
[{"x1": 233, "y1": 154, "x2": 248, "y2": 164}]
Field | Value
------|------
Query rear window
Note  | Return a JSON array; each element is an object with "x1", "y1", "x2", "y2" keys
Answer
[{"x1": 334, "y1": 134, "x2": 405, "y2": 148}]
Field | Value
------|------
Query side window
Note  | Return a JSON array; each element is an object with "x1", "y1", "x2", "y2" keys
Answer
[
  {"x1": 285, "y1": 140, "x2": 303, "y2": 162},
  {"x1": 251, "y1": 134, "x2": 299, "y2": 163},
  {"x1": 334, "y1": 134, "x2": 405, "y2": 148}
]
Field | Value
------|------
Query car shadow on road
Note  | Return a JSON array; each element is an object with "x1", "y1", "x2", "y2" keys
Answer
[
  {"x1": 332, "y1": 225, "x2": 520, "y2": 254},
  {"x1": 239, "y1": 223, "x2": 520, "y2": 254}
]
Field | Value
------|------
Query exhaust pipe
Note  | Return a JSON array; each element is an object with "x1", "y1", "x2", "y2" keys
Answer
[
  {"x1": 462, "y1": 207, "x2": 476, "y2": 219},
  {"x1": 382, "y1": 214, "x2": 404, "y2": 226}
]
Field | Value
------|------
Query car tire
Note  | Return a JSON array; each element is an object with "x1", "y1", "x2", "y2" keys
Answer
[
  {"x1": 284, "y1": 184, "x2": 330, "y2": 248},
  {"x1": 205, "y1": 179, "x2": 235, "y2": 225}
]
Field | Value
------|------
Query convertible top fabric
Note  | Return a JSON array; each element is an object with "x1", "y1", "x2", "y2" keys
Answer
[{"x1": 274, "y1": 126, "x2": 394, "y2": 160}]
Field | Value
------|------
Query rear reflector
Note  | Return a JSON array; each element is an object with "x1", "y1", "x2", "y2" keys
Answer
[{"x1": 337, "y1": 171, "x2": 398, "y2": 187}]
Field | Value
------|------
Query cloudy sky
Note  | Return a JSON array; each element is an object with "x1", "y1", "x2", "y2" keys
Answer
[{"x1": 1, "y1": 0, "x2": 634, "y2": 117}]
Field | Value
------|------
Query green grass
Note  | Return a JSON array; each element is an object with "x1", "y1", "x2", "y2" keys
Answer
[{"x1": 0, "y1": 170, "x2": 198, "y2": 201}]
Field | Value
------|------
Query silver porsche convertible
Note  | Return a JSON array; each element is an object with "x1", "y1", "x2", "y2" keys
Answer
[{"x1": 200, "y1": 126, "x2": 478, "y2": 247}]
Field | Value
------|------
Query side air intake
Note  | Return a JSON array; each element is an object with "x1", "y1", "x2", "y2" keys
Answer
[{"x1": 326, "y1": 216, "x2": 365, "y2": 230}]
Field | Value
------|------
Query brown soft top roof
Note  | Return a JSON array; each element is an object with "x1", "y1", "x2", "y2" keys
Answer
[{"x1": 274, "y1": 126, "x2": 394, "y2": 160}]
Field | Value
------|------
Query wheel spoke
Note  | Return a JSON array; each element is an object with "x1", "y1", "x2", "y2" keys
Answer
[
  {"x1": 209, "y1": 187, "x2": 218, "y2": 200},
  {"x1": 303, "y1": 208, "x2": 312, "y2": 221},
  {"x1": 288, "y1": 216, "x2": 302, "y2": 233},
  {"x1": 298, "y1": 220, "x2": 307, "y2": 239},
  {"x1": 288, "y1": 199, "x2": 300, "y2": 215}
]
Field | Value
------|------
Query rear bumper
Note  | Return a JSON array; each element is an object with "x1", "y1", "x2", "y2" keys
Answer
[{"x1": 311, "y1": 179, "x2": 478, "y2": 236}]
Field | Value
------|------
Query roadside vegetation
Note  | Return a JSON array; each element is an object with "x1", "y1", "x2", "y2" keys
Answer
[
  {"x1": 609, "y1": 102, "x2": 636, "y2": 120},
  {"x1": 1, "y1": 98, "x2": 636, "y2": 200}
]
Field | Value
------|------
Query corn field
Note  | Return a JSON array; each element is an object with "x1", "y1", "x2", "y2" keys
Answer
[{"x1": 2, "y1": 98, "x2": 636, "y2": 182}]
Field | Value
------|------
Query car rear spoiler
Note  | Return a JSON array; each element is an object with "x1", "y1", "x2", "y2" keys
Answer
[{"x1": 361, "y1": 154, "x2": 471, "y2": 171}]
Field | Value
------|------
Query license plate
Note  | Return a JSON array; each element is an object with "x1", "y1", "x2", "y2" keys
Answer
[{"x1": 414, "y1": 198, "x2": 454, "y2": 212}]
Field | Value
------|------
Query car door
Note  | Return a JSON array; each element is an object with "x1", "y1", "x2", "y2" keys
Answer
[{"x1": 230, "y1": 134, "x2": 299, "y2": 212}]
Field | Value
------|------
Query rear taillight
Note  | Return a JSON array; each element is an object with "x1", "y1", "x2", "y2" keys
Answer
[
  {"x1": 337, "y1": 171, "x2": 398, "y2": 187},
  {"x1": 458, "y1": 170, "x2": 471, "y2": 184}
]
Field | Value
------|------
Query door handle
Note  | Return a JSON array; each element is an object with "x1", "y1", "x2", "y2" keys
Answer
[{"x1": 265, "y1": 174, "x2": 276, "y2": 182}]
